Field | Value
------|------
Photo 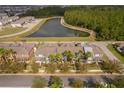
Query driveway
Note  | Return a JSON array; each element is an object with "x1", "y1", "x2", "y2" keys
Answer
[{"x1": 92, "y1": 42, "x2": 120, "y2": 61}]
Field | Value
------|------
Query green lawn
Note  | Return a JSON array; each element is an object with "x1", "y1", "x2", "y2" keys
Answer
[
  {"x1": 0, "y1": 26, "x2": 26, "y2": 36},
  {"x1": 87, "y1": 63, "x2": 100, "y2": 70},
  {"x1": 23, "y1": 37, "x2": 90, "y2": 42},
  {"x1": 107, "y1": 44, "x2": 124, "y2": 63},
  {"x1": 0, "y1": 37, "x2": 90, "y2": 42}
]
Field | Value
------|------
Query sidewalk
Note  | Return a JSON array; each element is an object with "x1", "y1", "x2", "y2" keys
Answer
[{"x1": 0, "y1": 73, "x2": 122, "y2": 76}]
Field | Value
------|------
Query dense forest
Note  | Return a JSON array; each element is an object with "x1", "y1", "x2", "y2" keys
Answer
[
  {"x1": 23, "y1": 6, "x2": 124, "y2": 40},
  {"x1": 64, "y1": 6, "x2": 124, "y2": 40},
  {"x1": 22, "y1": 6, "x2": 65, "y2": 18}
]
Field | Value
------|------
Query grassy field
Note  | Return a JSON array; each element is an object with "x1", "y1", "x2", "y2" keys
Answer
[
  {"x1": 107, "y1": 44, "x2": 124, "y2": 63},
  {"x1": 0, "y1": 37, "x2": 90, "y2": 42},
  {"x1": 0, "y1": 26, "x2": 26, "y2": 36},
  {"x1": 23, "y1": 37, "x2": 90, "y2": 42}
]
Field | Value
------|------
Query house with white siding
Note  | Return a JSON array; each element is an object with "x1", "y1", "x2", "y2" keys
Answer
[{"x1": 83, "y1": 44, "x2": 103, "y2": 63}]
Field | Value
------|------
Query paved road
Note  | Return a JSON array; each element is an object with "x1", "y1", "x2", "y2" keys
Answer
[
  {"x1": 0, "y1": 19, "x2": 41, "y2": 39},
  {"x1": 92, "y1": 42, "x2": 120, "y2": 62},
  {"x1": 0, "y1": 75, "x2": 121, "y2": 88}
]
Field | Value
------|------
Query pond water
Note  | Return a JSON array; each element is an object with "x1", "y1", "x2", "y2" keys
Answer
[{"x1": 27, "y1": 18, "x2": 90, "y2": 37}]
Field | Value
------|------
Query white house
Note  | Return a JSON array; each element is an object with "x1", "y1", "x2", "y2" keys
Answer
[
  {"x1": 83, "y1": 44, "x2": 103, "y2": 63},
  {"x1": 83, "y1": 46, "x2": 94, "y2": 63},
  {"x1": 34, "y1": 47, "x2": 46, "y2": 64}
]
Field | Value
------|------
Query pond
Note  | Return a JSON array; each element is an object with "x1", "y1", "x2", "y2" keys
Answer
[{"x1": 27, "y1": 18, "x2": 90, "y2": 37}]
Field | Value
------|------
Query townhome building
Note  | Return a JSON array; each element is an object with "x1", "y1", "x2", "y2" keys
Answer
[{"x1": 0, "y1": 43, "x2": 34, "y2": 62}]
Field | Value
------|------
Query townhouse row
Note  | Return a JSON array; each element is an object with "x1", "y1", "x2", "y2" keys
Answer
[
  {"x1": 0, "y1": 42, "x2": 104, "y2": 64},
  {"x1": 0, "y1": 13, "x2": 35, "y2": 27}
]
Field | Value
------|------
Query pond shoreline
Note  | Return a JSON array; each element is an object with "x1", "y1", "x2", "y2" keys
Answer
[{"x1": 60, "y1": 17, "x2": 96, "y2": 41}]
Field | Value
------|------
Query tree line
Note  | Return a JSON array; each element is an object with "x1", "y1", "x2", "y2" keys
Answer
[
  {"x1": 21, "y1": 6, "x2": 65, "y2": 18},
  {"x1": 64, "y1": 6, "x2": 124, "y2": 40}
]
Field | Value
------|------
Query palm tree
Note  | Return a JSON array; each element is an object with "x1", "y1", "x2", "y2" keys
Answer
[
  {"x1": 63, "y1": 50, "x2": 75, "y2": 62},
  {"x1": 80, "y1": 63, "x2": 88, "y2": 73},
  {"x1": 45, "y1": 62, "x2": 57, "y2": 73},
  {"x1": 32, "y1": 77, "x2": 48, "y2": 88},
  {"x1": 48, "y1": 54, "x2": 56, "y2": 62},
  {"x1": 69, "y1": 78, "x2": 85, "y2": 88},
  {"x1": 84, "y1": 51, "x2": 92, "y2": 60},
  {"x1": 7, "y1": 48, "x2": 15, "y2": 61},
  {"x1": 113, "y1": 76, "x2": 124, "y2": 88},
  {"x1": 49, "y1": 76, "x2": 63, "y2": 88},
  {"x1": 78, "y1": 50, "x2": 84, "y2": 56},
  {"x1": 0, "y1": 48, "x2": 9, "y2": 62},
  {"x1": 75, "y1": 50, "x2": 84, "y2": 62},
  {"x1": 0, "y1": 48, "x2": 4, "y2": 62},
  {"x1": 59, "y1": 62, "x2": 70, "y2": 73},
  {"x1": 55, "y1": 53, "x2": 62, "y2": 62},
  {"x1": 100, "y1": 60, "x2": 123, "y2": 74}
]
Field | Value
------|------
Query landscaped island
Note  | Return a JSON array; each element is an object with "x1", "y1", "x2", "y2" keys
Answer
[{"x1": 0, "y1": 26, "x2": 26, "y2": 36}]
